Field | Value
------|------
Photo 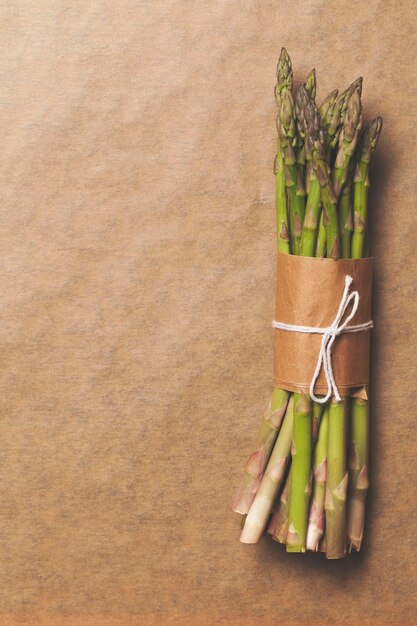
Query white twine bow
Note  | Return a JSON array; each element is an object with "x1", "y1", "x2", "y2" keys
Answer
[{"x1": 272, "y1": 275, "x2": 373, "y2": 404}]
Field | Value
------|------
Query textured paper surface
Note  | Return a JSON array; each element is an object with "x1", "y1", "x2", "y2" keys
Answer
[
  {"x1": 0, "y1": 2, "x2": 416, "y2": 625},
  {"x1": 274, "y1": 254, "x2": 373, "y2": 393}
]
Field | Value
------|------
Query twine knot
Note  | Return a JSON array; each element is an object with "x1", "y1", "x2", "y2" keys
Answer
[{"x1": 272, "y1": 275, "x2": 373, "y2": 404}]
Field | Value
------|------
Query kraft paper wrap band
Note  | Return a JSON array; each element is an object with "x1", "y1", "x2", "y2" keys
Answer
[{"x1": 273, "y1": 253, "x2": 373, "y2": 395}]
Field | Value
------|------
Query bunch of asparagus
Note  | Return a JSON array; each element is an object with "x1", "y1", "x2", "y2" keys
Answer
[{"x1": 233, "y1": 49, "x2": 382, "y2": 559}]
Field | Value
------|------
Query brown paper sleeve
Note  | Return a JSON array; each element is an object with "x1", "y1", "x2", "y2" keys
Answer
[{"x1": 273, "y1": 253, "x2": 373, "y2": 395}]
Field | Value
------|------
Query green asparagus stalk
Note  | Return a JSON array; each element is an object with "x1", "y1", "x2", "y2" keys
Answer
[
  {"x1": 351, "y1": 117, "x2": 383, "y2": 258},
  {"x1": 314, "y1": 81, "x2": 362, "y2": 547},
  {"x1": 274, "y1": 49, "x2": 293, "y2": 253},
  {"x1": 338, "y1": 164, "x2": 353, "y2": 258},
  {"x1": 233, "y1": 388, "x2": 289, "y2": 514},
  {"x1": 275, "y1": 400, "x2": 322, "y2": 546},
  {"x1": 233, "y1": 51, "x2": 296, "y2": 516},
  {"x1": 304, "y1": 69, "x2": 316, "y2": 99},
  {"x1": 320, "y1": 89, "x2": 338, "y2": 132},
  {"x1": 274, "y1": 47, "x2": 293, "y2": 102},
  {"x1": 313, "y1": 85, "x2": 352, "y2": 257},
  {"x1": 234, "y1": 47, "x2": 296, "y2": 528},
  {"x1": 269, "y1": 468, "x2": 292, "y2": 543},
  {"x1": 313, "y1": 78, "x2": 361, "y2": 270},
  {"x1": 347, "y1": 118, "x2": 382, "y2": 551},
  {"x1": 240, "y1": 397, "x2": 294, "y2": 543},
  {"x1": 324, "y1": 77, "x2": 362, "y2": 158},
  {"x1": 296, "y1": 77, "x2": 312, "y2": 197},
  {"x1": 325, "y1": 397, "x2": 349, "y2": 559},
  {"x1": 311, "y1": 87, "x2": 343, "y2": 257},
  {"x1": 315, "y1": 212, "x2": 326, "y2": 257},
  {"x1": 320, "y1": 88, "x2": 341, "y2": 157},
  {"x1": 274, "y1": 151, "x2": 290, "y2": 253},
  {"x1": 286, "y1": 393, "x2": 312, "y2": 552},
  {"x1": 305, "y1": 99, "x2": 340, "y2": 259},
  {"x1": 278, "y1": 90, "x2": 305, "y2": 254},
  {"x1": 295, "y1": 69, "x2": 316, "y2": 190},
  {"x1": 311, "y1": 401, "x2": 324, "y2": 442},
  {"x1": 300, "y1": 94, "x2": 323, "y2": 256},
  {"x1": 321, "y1": 80, "x2": 359, "y2": 543},
  {"x1": 338, "y1": 77, "x2": 363, "y2": 112},
  {"x1": 275, "y1": 56, "x2": 311, "y2": 254},
  {"x1": 332, "y1": 85, "x2": 362, "y2": 200},
  {"x1": 347, "y1": 396, "x2": 369, "y2": 551},
  {"x1": 307, "y1": 406, "x2": 329, "y2": 550},
  {"x1": 286, "y1": 93, "x2": 326, "y2": 545}
]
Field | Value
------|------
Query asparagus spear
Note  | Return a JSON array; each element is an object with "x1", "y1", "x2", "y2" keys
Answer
[
  {"x1": 338, "y1": 77, "x2": 363, "y2": 110},
  {"x1": 314, "y1": 81, "x2": 362, "y2": 256},
  {"x1": 278, "y1": 90, "x2": 305, "y2": 255},
  {"x1": 233, "y1": 50, "x2": 298, "y2": 516},
  {"x1": 274, "y1": 47, "x2": 293, "y2": 102},
  {"x1": 284, "y1": 92, "x2": 326, "y2": 547},
  {"x1": 274, "y1": 48, "x2": 293, "y2": 253},
  {"x1": 310, "y1": 87, "x2": 344, "y2": 257},
  {"x1": 311, "y1": 89, "x2": 354, "y2": 555},
  {"x1": 315, "y1": 212, "x2": 326, "y2": 257},
  {"x1": 279, "y1": 91, "x2": 303, "y2": 254},
  {"x1": 305, "y1": 99, "x2": 340, "y2": 259},
  {"x1": 304, "y1": 68, "x2": 316, "y2": 99},
  {"x1": 233, "y1": 388, "x2": 289, "y2": 514},
  {"x1": 339, "y1": 163, "x2": 354, "y2": 258},
  {"x1": 240, "y1": 397, "x2": 294, "y2": 543},
  {"x1": 286, "y1": 393, "x2": 312, "y2": 552},
  {"x1": 347, "y1": 117, "x2": 382, "y2": 551},
  {"x1": 274, "y1": 153, "x2": 290, "y2": 253},
  {"x1": 320, "y1": 88, "x2": 342, "y2": 157},
  {"x1": 325, "y1": 397, "x2": 349, "y2": 559},
  {"x1": 323, "y1": 90, "x2": 366, "y2": 558},
  {"x1": 273, "y1": 399, "x2": 322, "y2": 546},
  {"x1": 238, "y1": 47, "x2": 295, "y2": 523},
  {"x1": 293, "y1": 69, "x2": 316, "y2": 199},
  {"x1": 311, "y1": 400, "x2": 324, "y2": 443},
  {"x1": 347, "y1": 396, "x2": 369, "y2": 551},
  {"x1": 320, "y1": 89, "x2": 339, "y2": 134},
  {"x1": 296, "y1": 77, "x2": 313, "y2": 195},
  {"x1": 300, "y1": 95, "x2": 324, "y2": 256},
  {"x1": 235, "y1": 51, "x2": 295, "y2": 516},
  {"x1": 286, "y1": 395, "x2": 326, "y2": 551},
  {"x1": 313, "y1": 85, "x2": 352, "y2": 258},
  {"x1": 332, "y1": 84, "x2": 363, "y2": 200},
  {"x1": 351, "y1": 117, "x2": 383, "y2": 258},
  {"x1": 286, "y1": 91, "x2": 332, "y2": 550},
  {"x1": 307, "y1": 406, "x2": 329, "y2": 550},
  {"x1": 269, "y1": 468, "x2": 292, "y2": 543},
  {"x1": 323, "y1": 78, "x2": 362, "y2": 158}
]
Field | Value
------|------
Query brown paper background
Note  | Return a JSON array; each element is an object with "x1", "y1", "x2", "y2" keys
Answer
[
  {"x1": 0, "y1": 2, "x2": 416, "y2": 625},
  {"x1": 274, "y1": 254, "x2": 373, "y2": 393}
]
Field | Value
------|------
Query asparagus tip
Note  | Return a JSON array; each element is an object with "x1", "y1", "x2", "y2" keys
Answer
[
  {"x1": 352, "y1": 76, "x2": 363, "y2": 95},
  {"x1": 319, "y1": 89, "x2": 340, "y2": 140},
  {"x1": 279, "y1": 47, "x2": 291, "y2": 64},
  {"x1": 367, "y1": 116, "x2": 383, "y2": 149},
  {"x1": 305, "y1": 98, "x2": 325, "y2": 160},
  {"x1": 342, "y1": 86, "x2": 362, "y2": 143},
  {"x1": 357, "y1": 116, "x2": 383, "y2": 166},
  {"x1": 276, "y1": 47, "x2": 293, "y2": 100},
  {"x1": 304, "y1": 68, "x2": 316, "y2": 99},
  {"x1": 295, "y1": 84, "x2": 310, "y2": 137}
]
